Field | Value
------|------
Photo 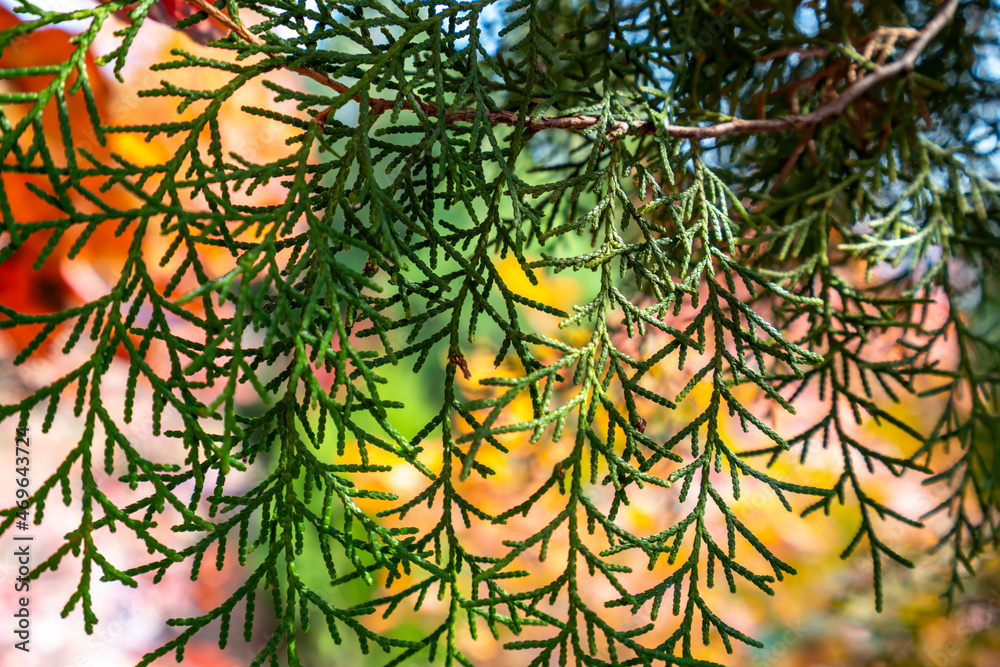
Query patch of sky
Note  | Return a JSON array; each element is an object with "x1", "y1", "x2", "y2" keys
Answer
[
  {"x1": 628, "y1": 5, "x2": 674, "y2": 89},
  {"x1": 970, "y1": 120, "x2": 998, "y2": 155},
  {"x1": 793, "y1": 4, "x2": 820, "y2": 39},
  {"x1": 975, "y1": 48, "x2": 1000, "y2": 83},
  {"x1": 429, "y1": 1, "x2": 504, "y2": 53},
  {"x1": 2, "y1": 0, "x2": 97, "y2": 33},
  {"x1": 270, "y1": 0, "x2": 322, "y2": 42},
  {"x1": 476, "y1": 1, "x2": 504, "y2": 54}
]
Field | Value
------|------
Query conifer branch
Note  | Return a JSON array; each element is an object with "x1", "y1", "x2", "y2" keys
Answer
[
  {"x1": 2, "y1": 0, "x2": 998, "y2": 663},
  {"x1": 188, "y1": 0, "x2": 957, "y2": 140}
]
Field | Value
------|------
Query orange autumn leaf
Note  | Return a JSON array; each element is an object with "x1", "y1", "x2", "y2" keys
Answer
[
  {"x1": 0, "y1": 7, "x2": 112, "y2": 351},
  {"x1": 1, "y1": 3, "x2": 308, "y2": 362}
]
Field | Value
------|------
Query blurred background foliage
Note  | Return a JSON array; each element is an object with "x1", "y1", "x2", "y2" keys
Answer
[{"x1": 2, "y1": 0, "x2": 1000, "y2": 665}]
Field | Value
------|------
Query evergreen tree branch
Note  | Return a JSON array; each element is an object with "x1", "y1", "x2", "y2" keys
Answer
[
  {"x1": 2, "y1": 0, "x2": 998, "y2": 663},
  {"x1": 187, "y1": 0, "x2": 958, "y2": 141}
]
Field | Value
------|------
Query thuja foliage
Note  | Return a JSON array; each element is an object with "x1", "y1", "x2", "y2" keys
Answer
[{"x1": 2, "y1": 0, "x2": 1000, "y2": 664}]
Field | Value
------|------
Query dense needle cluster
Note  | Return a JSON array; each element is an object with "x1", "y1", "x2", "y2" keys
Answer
[{"x1": 2, "y1": 0, "x2": 1000, "y2": 664}]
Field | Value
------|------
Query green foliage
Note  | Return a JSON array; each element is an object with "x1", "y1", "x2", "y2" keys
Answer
[{"x1": 2, "y1": 0, "x2": 1000, "y2": 664}]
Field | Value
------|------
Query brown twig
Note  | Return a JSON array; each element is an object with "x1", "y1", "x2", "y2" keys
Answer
[
  {"x1": 757, "y1": 27, "x2": 920, "y2": 64},
  {"x1": 659, "y1": 0, "x2": 957, "y2": 140},
  {"x1": 185, "y1": 0, "x2": 349, "y2": 94},
  {"x1": 757, "y1": 45, "x2": 829, "y2": 62},
  {"x1": 185, "y1": 0, "x2": 958, "y2": 142},
  {"x1": 769, "y1": 125, "x2": 816, "y2": 194}
]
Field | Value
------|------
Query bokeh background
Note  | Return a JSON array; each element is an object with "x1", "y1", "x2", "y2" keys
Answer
[{"x1": 1, "y1": 2, "x2": 1000, "y2": 665}]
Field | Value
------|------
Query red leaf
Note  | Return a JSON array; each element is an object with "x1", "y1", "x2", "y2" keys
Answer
[{"x1": 109, "y1": 0, "x2": 228, "y2": 44}]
